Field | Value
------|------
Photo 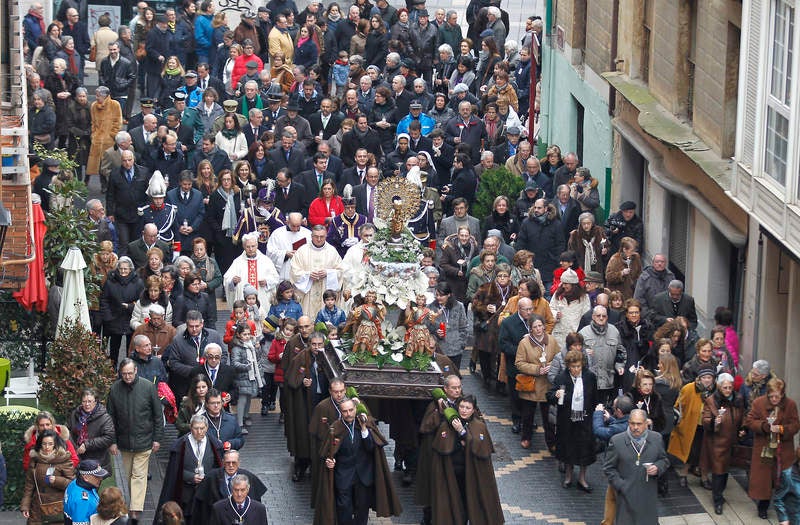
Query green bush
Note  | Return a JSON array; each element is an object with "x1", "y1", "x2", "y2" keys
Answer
[
  {"x1": 473, "y1": 166, "x2": 525, "y2": 219},
  {"x1": 0, "y1": 410, "x2": 36, "y2": 508},
  {"x1": 41, "y1": 318, "x2": 115, "y2": 420}
]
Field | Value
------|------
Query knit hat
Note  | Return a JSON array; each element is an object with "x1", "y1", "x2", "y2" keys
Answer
[
  {"x1": 242, "y1": 284, "x2": 258, "y2": 299},
  {"x1": 697, "y1": 368, "x2": 716, "y2": 379},
  {"x1": 560, "y1": 268, "x2": 579, "y2": 284}
]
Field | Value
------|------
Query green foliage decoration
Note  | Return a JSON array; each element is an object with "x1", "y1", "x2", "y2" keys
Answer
[
  {"x1": 472, "y1": 166, "x2": 526, "y2": 219},
  {"x1": 40, "y1": 317, "x2": 115, "y2": 419},
  {"x1": 0, "y1": 410, "x2": 36, "y2": 508}
]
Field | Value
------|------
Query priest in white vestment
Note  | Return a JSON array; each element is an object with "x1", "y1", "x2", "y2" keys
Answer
[
  {"x1": 290, "y1": 225, "x2": 343, "y2": 316},
  {"x1": 224, "y1": 232, "x2": 280, "y2": 306},
  {"x1": 340, "y1": 223, "x2": 376, "y2": 303},
  {"x1": 266, "y1": 212, "x2": 312, "y2": 280}
]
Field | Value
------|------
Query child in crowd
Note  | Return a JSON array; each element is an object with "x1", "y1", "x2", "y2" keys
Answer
[
  {"x1": 243, "y1": 284, "x2": 266, "y2": 334},
  {"x1": 223, "y1": 299, "x2": 258, "y2": 350},
  {"x1": 331, "y1": 51, "x2": 350, "y2": 97},
  {"x1": 268, "y1": 281, "x2": 304, "y2": 321},
  {"x1": 316, "y1": 289, "x2": 347, "y2": 327},
  {"x1": 267, "y1": 317, "x2": 297, "y2": 423},
  {"x1": 230, "y1": 322, "x2": 263, "y2": 434}
]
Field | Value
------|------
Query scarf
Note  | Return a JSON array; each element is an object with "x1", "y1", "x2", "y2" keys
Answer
[
  {"x1": 239, "y1": 340, "x2": 265, "y2": 387},
  {"x1": 327, "y1": 12, "x2": 341, "y2": 22},
  {"x1": 485, "y1": 118, "x2": 496, "y2": 138},
  {"x1": 77, "y1": 405, "x2": 98, "y2": 445},
  {"x1": 164, "y1": 66, "x2": 182, "y2": 76},
  {"x1": 168, "y1": 21, "x2": 176, "y2": 31},
  {"x1": 582, "y1": 238, "x2": 597, "y2": 269},
  {"x1": 29, "y1": 9, "x2": 46, "y2": 35},
  {"x1": 221, "y1": 127, "x2": 238, "y2": 139},
  {"x1": 219, "y1": 188, "x2": 237, "y2": 236},
  {"x1": 591, "y1": 320, "x2": 607, "y2": 335},
  {"x1": 398, "y1": 21, "x2": 409, "y2": 29},
  {"x1": 747, "y1": 375, "x2": 769, "y2": 406},
  {"x1": 570, "y1": 374, "x2": 584, "y2": 421},
  {"x1": 297, "y1": 35, "x2": 310, "y2": 47},
  {"x1": 626, "y1": 427, "x2": 649, "y2": 447},
  {"x1": 63, "y1": 47, "x2": 79, "y2": 75}
]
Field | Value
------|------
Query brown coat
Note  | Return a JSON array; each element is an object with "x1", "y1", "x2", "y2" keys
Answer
[
  {"x1": 472, "y1": 280, "x2": 516, "y2": 355},
  {"x1": 430, "y1": 417, "x2": 504, "y2": 525},
  {"x1": 415, "y1": 400, "x2": 444, "y2": 507},
  {"x1": 700, "y1": 391, "x2": 744, "y2": 474},
  {"x1": 129, "y1": 322, "x2": 177, "y2": 356},
  {"x1": 21, "y1": 449, "x2": 75, "y2": 524},
  {"x1": 514, "y1": 334, "x2": 559, "y2": 402},
  {"x1": 87, "y1": 98, "x2": 122, "y2": 175},
  {"x1": 309, "y1": 397, "x2": 343, "y2": 505},
  {"x1": 745, "y1": 395, "x2": 800, "y2": 500},
  {"x1": 605, "y1": 252, "x2": 642, "y2": 301},
  {"x1": 313, "y1": 417, "x2": 402, "y2": 524}
]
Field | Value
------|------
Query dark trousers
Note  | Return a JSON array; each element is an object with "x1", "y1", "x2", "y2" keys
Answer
[
  {"x1": 506, "y1": 371, "x2": 522, "y2": 422},
  {"x1": 712, "y1": 473, "x2": 728, "y2": 506},
  {"x1": 261, "y1": 372, "x2": 277, "y2": 404},
  {"x1": 116, "y1": 221, "x2": 139, "y2": 256},
  {"x1": 335, "y1": 479, "x2": 373, "y2": 525},
  {"x1": 108, "y1": 333, "x2": 130, "y2": 368},
  {"x1": 478, "y1": 351, "x2": 495, "y2": 383},
  {"x1": 447, "y1": 353, "x2": 462, "y2": 372},
  {"x1": 520, "y1": 400, "x2": 555, "y2": 445}
]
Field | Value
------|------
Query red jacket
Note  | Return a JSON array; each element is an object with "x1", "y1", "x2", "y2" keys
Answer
[
  {"x1": 223, "y1": 312, "x2": 258, "y2": 349},
  {"x1": 231, "y1": 54, "x2": 264, "y2": 93},
  {"x1": 23, "y1": 424, "x2": 80, "y2": 471},
  {"x1": 268, "y1": 337, "x2": 288, "y2": 384}
]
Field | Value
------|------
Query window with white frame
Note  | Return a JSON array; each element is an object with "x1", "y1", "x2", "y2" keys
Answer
[{"x1": 764, "y1": 0, "x2": 794, "y2": 188}]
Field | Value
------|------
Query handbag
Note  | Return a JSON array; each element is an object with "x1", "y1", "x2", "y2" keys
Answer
[
  {"x1": 89, "y1": 44, "x2": 97, "y2": 62},
  {"x1": 33, "y1": 469, "x2": 65, "y2": 524},
  {"x1": 515, "y1": 373, "x2": 535, "y2": 392},
  {"x1": 135, "y1": 42, "x2": 147, "y2": 60}
]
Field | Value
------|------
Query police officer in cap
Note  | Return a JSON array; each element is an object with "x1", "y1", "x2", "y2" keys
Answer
[{"x1": 128, "y1": 97, "x2": 165, "y2": 130}]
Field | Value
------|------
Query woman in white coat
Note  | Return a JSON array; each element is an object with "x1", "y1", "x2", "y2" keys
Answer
[
  {"x1": 549, "y1": 268, "x2": 591, "y2": 350},
  {"x1": 215, "y1": 113, "x2": 249, "y2": 162}
]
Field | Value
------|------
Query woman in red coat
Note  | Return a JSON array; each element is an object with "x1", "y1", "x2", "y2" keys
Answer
[
  {"x1": 745, "y1": 377, "x2": 800, "y2": 519},
  {"x1": 308, "y1": 178, "x2": 344, "y2": 227}
]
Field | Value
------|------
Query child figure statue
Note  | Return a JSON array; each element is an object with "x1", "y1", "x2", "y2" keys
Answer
[
  {"x1": 344, "y1": 290, "x2": 386, "y2": 355},
  {"x1": 403, "y1": 293, "x2": 440, "y2": 358}
]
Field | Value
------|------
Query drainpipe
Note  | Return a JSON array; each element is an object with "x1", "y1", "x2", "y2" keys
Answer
[
  {"x1": 609, "y1": 0, "x2": 619, "y2": 116},
  {"x1": 752, "y1": 232, "x2": 764, "y2": 361}
]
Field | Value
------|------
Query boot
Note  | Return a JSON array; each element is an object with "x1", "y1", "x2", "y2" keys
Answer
[
  {"x1": 420, "y1": 506, "x2": 432, "y2": 525},
  {"x1": 658, "y1": 475, "x2": 669, "y2": 497}
]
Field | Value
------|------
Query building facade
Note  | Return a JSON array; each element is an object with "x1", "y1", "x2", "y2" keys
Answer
[
  {"x1": 732, "y1": 0, "x2": 800, "y2": 391},
  {"x1": 541, "y1": 0, "x2": 750, "y2": 340}
]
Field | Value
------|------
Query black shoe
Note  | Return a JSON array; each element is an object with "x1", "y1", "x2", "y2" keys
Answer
[
  {"x1": 758, "y1": 509, "x2": 768, "y2": 519},
  {"x1": 715, "y1": 504, "x2": 723, "y2": 515},
  {"x1": 562, "y1": 480, "x2": 572, "y2": 489},
  {"x1": 577, "y1": 482, "x2": 592, "y2": 494},
  {"x1": 278, "y1": 413, "x2": 285, "y2": 424},
  {"x1": 701, "y1": 479, "x2": 712, "y2": 490},
  {"x1": 469, "y1": 360, "x2": 476, "y2": 374},
  {"x1": 394, "y1": 460, "x2": 404, "y2": 471},
  {"x1": 511, "y1": 423, "x2": 520, "y2": 434},
  {"x1": 261, "y1": 405, "x2": 269, "y2": 415}
]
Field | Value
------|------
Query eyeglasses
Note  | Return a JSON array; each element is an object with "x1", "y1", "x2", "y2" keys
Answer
[
  {"x1": 299, "y1": 325, "x2": 312, "y2": 329},
  {"x1": 206, "y1": 354, "x2": 222, "y2": 360}
]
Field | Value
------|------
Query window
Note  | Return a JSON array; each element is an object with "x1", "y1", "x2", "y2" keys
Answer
[{"x1": 764, "y1": 0, "x2": 795, "y2": 187}]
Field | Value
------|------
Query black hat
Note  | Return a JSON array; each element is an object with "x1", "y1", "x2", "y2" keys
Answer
[
  {"x1": 257, "y1": 6, "x2": 270, "y2": 13},
  {"x1": 524, "y1": 180, "x2": 538, "y2": 191},
  {"x1": 140, "y1": 97, "x2": 155, "y2": 107},
  {"x1": 246, "y1": 60, "x2": 259, "y2": 69},
  {"x1": 417, "y1": 9, "x2": 429, "y2": 17},
  {"x1": 619, "y1": 201, "x2": 636, "y2": 211},
  {"x1": 400, "y1": 58, "x2": 414, "y2": 69},
  {"x1": 286, "y1": 100, "x2": 300, "y2": 111},
  {"x1": 78, "y1": 459, "x2": 110, "y2": 479},
  {"x1": 266, "y1": 82, "x2": 284, "y2": 101},
  {"x1": 155, "y1": 14, "x2": 168, "y2": 24},
  {"x1": 172, "y1": 91, "x2": 187, "y2": 101}
]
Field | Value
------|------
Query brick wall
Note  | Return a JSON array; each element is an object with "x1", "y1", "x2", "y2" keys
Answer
[
  {"x1": 649, "y1": 1, "x2": 682, "y2": 114},
  {"x1": 585, "y1": 0, "x2": 613, "y2": 76},
  {"x1": 0, "y1": 182, "x2": 32, "y2": 289},
  {"x1": 557, "y1": 0, "x2": 587, "y2": 50}
]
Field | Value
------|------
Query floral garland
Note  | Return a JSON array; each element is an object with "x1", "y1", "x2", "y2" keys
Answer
[{"x1": 365, "y1": 225, "x2": 422, "y2": 263}]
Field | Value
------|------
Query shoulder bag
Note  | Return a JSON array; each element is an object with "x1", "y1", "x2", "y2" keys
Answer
[{"x1": 33, "y1": 467, "x2": 65, "y2": 524}]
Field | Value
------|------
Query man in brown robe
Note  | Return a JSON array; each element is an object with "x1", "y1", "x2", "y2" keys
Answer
[
  {"x1": 281, "y1": 316, "x2": 315, "y2": 479},
  {"x1": 285, "y1": 329, "x2": 330, "y2": 482},
  {"x1": 309, "y1": 378, "x2": 348, "y2": 506},
  {"x1": 313, "y1": 399, "x2": 402, "y2": 525},
  {"x1": 416, "y1": 374, "x2": 462, "y2": 525}
]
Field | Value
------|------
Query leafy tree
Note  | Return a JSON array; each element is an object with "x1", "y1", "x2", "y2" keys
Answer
[
  {"x1": 473, "y1": 166, "x2": 525, "y2": 219},
  {"x1": 40, "y1": 317, "x2": 115, "y2": 419},
  {"x1": 0, "y1": 410, "x2": 36, "y2": 508}
]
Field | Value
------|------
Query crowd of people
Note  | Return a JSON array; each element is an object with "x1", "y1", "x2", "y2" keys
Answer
[{"x1": 15, "y1": 0, "x2": 800, "y2": 524}]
